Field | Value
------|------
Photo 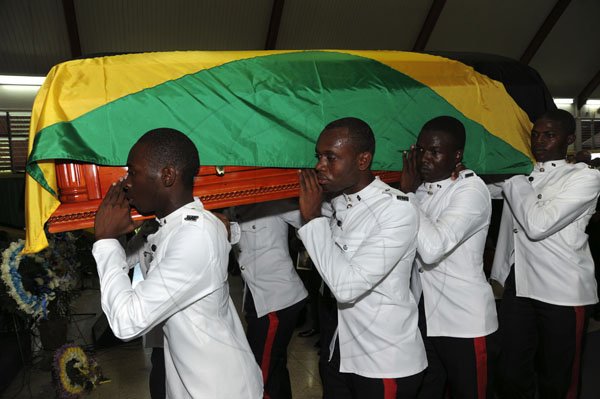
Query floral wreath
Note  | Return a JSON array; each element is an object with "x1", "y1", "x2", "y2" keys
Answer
[
  {"x1": 1, "y1": 239, "x2": 57, "y2": 320},
  {"x1": 53, "y1": 344, "x2": 107, "y2": 398}
]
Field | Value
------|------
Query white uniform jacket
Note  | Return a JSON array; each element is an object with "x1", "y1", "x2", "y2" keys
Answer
[
  {"x1": 233, "y1": 199, "x2": 308, "y2": 317},
  {"x1": 124, "y1": 221, "x2": 163, "y2": 347},
  {"x1": 298, "y1": 177, "x2": 427, "y2": 378},
  {"x1": 92, "y1": 199, "x2": 263, "y2": 399},
  {"x1": 491, "y1": 160, "x2": 600, "y2": 306},
  {"x1": 411, "y1": 170, "x2": 498, "y2": 338}
]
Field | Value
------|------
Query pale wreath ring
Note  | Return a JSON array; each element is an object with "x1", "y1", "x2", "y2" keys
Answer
[{"x1": 1, "y1": 239, "x2": 54, "y2": 320}]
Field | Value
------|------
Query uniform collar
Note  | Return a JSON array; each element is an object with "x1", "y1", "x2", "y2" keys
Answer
[
  {"x1": 332, "y1": 177, "x2": 385, "y2": 211},
  {"x1": 533, "y1": 159, "x2": 567, "y2": 173},
  {"x1": 420, "y1": 176, "x2": 453, "y2": 196},
  {"x1": 156, "y1": 197, "x2": 204, "y2": 232}
]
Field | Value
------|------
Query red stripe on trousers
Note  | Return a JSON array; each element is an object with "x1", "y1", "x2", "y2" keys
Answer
[
  {"x1": 473, "y1": 336, "x2": 487, "y2": 399},
  {"x1": 383, "y1": 378, "x2": 397, "y2": 399},
  {"x1": 567, "y1": 306, "x2": 585, "y2": 399},
  {"x1": 261, "y1": 312, "x2": 279, "y2": 399}
]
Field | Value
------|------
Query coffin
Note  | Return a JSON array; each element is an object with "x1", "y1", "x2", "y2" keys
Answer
[
  {"x1": 48, "y1": 162, "x2": 401, "y2": 232},
  {"x1": 25, "y1": 50, "x2": 541, "y2": 253}
]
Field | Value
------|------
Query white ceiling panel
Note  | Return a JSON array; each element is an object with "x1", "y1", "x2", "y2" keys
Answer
[
  {"x1": 75, "y1": 0, "x2": 273, "y2": 54},
  {"x1": 0, "y1": 0, "x2": 71, "y2": 75},
  {"x1": 530, "y1": 0, "x2": 600, "y2": 99},
  {"x1": 0, "y1": 0, "x2": 598, "y2": 99},
  {"x1": 591, "y1": 84, "x2": 600, "y2": 100},
  {"x1": 427, "y1": 0, "x2": 556, "y2": 59},
  {"x1": 276, "y1": 0, "x2": 432, "y2": 50}
]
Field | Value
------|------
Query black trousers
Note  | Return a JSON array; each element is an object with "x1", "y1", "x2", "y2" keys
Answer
[
  {"x1": 245, "y1": 291, "x2": 307, "y2": 399},
  {"x1": 417, "y1": 334, "x2": 496, "y2": 399},
  {"x1": 417, "y1": 298, "x2": 498, "y2": 399},
  {"x1": 149, "y1": 347, "x2": 166, "y2": 399},
  {"x1": 318, "y1": 287, "x2": 339, "y2": 398},
  {"x1": 321, "y1": 338, "x2": 424, "y2": 399},
  {"x1": 496, "y1": 269, "x2": 589, "y2": 399},
  {"x1": 297, "y1": 266, "x2": 323, "y2": 332}
]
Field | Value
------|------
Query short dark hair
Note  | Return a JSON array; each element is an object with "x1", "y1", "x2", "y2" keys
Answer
[
  {"x1": 421, "y1": 116, "x2": 466, "y2": 151},
  {"x1": 538, "y1": 109, "x2": 576, "y2": 135},
  {"x1": 323, "y1": 117, "x2": 376, "y2": 155},
  {"x1": 136, "y1": 128, "x2": 199, "y2": 186}
]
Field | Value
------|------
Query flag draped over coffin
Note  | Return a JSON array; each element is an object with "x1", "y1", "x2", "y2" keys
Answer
[{"x1": 25, "y1": 50, "x2": 533, "y2": 253}]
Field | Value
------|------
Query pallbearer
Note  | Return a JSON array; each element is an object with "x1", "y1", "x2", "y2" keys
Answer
[
  {"x1": 400, "y1": 116, "x2": 498, "y2": 399},
  {"x1": 492, "y1": 110, "x2": 600, "y2": 399},
  {"x1": 93, "y1": 128, "x2": 263, "y2": 399},
  {"x1": 298, "y1": 117, "x2": 426, "y2": 398}
]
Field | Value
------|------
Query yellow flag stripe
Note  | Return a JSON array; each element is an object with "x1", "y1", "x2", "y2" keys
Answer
[{"x1": 24, "y1": 50, "x2": 532, "y2": 254}]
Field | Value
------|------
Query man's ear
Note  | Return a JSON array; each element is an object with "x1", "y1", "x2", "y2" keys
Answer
[
  {"x1": 161, "y1": 165, "x2": 177, "y2": 187},
  {"x1": 455, "y1": 149, "x2": 464, "y2": 165},
  {"x1": 567, "y1": 133, "x2": 576, "y2": 145},
  {"x1": 357, "y1": 151, "x2": 373, "y2": 171}
]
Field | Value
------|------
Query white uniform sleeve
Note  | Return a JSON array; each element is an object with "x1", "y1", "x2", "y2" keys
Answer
[
  {"x1": 503, "y1": 171, "x2": 600, "y2": 240},
  {"x1": 490, "y1": 202, "x2": 515, "y2": 285},
  {"x1": 229, "y1": 222, "x2": 241, "y2": 245},
  {"x1": 220, "y1": 207, "x2": 241, "y2": 245},
  {"x1": 486, "y1": 182, "x2": 504, "y2": 200},
  {"x1": 298, "y1": 203, "x2": 417, "y2": 304},
  {"x1": 92, "y1": 225, "x2": 224, "y2": 340},
  {"x1": 276, "y1": 200, "x2": 328, "y2": 230},
  {"x1": 279, "y1": 209, "x2": 302, "y2": 229},
  {"x1": 415, "y1": 181, "x2": 491, "y2": 265}
]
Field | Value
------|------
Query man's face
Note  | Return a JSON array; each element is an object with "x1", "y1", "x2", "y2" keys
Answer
[
  {"x1": 314, "y1": 128, "x2": 362, "y2": 195},
  {"x1": 416, "y1": 129, "x2": 460, "y2": 183},
  {"x1": 124, "y1": 143, "x2": 162, "y2": 215},
  {"x1": 531, "y1": 118, "x2": 574, "y2": 162}
]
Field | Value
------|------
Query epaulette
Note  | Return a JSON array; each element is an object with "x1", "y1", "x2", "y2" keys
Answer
[
  {"x1": 463, "y1": 172, "x2": 474, "y2": 178},
  {"x1": 184, "y1": 215, "x2": 199, "y2": 222},
  {"x1": 382, "y1": 187, "x2": 410, "y2": 202}
]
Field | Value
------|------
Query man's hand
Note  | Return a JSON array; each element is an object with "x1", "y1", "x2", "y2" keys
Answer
[
  {"x1": 212, "y1": 212, "x2": 231, "y2": 240},
  {"x1": 298, "y1": 169, "x2": 323, "y2": 224},
  {"x1": 400, "y1": 146, "x2": 421, "y2": 193},
  {"x1": 94, "y1": 179, "x2": 141, "y2": 241}
]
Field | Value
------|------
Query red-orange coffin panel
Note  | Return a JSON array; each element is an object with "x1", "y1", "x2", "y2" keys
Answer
[{"x1": 47, "y1": 162, "x2": 401, "y2": 233}]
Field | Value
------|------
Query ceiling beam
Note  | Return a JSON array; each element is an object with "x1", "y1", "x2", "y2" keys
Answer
[
  {"x1": 412, "y1": 0, "x2": 447, "y2": 52},
  {"x1": 577, "y1": 69, "x2": 600, "y2": 109},
  {"x1": 61, "y1": 0, "x2": 82, "y2": 58},
  {"x1": 265, "y1": 0, "x2": 286, "y2": 50},
  {"x1": 520, "y1": 0, "x2": 571, "y2": 65}
]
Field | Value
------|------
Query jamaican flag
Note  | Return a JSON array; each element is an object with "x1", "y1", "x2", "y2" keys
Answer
[{"x1": 25, "y1": 50, "x2": 534, "y2": 253}]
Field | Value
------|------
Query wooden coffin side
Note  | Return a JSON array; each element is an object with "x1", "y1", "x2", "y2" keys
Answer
[{"x1": 47, "y1": 162, "x2": 401, "y2": 232}]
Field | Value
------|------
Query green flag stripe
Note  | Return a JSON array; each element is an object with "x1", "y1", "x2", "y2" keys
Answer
[
  {"x1": 28, "y1": 51, "x2": 531, "y2": 179},
  {"x1": 27, "y1": 163, "x2": 56, "y2": 197}
]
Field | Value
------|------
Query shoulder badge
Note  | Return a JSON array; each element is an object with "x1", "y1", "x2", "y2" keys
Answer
[
  {"x1": 464, "y1": 172, "x2": 474, "y2": 178},
  {"x1": 184, "y1": 215, "x2": 199, "y2": 221},
  {"x1": 396, "y1": 195, "x2": 409, "y2": 201}
]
